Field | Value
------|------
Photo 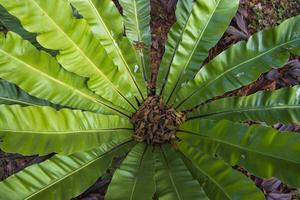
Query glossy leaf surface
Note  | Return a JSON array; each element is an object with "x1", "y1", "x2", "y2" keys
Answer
[
  {"x1": 69, "y1": 0, "x2": 147, "y2": 99},
  {"x1": 0, "y1": 32, "x2": 129, "y2": 117},
  {"x1": 0, "y1": 79, "x2": 60, "y2": 108},
  {"x1": 69, "y1": 0, "x2": 123, "y2": 39},
  {"x1": 0, "y1": 105, "x2": 133, "y2": 155},
  {"x1": 176, "y1": 16, "x2": 300, "y2": 110},
  {"x1": 0, "y1": 0, "x2": 139, "y2": 111},
  {"x1": 179, "y1": 142, "x2": 265, "y2": 200},
  {"x1": 0, "y1": 140, "x2": 132, "y2": 200},
  {"x1": 178, "y1": 119, "x2": 300, "y2": 187},
  {"x1": 119, "y1": 0, "x2": 151, "y2": 81},
  {"x1": 189, "y1": 86, "x2": 300, "y2": 125},
  {"x1": 0, "y1": 4, "x2": 56, "y2": 55},
  {"x1": 161, "y1": 0, "x2": 239, "y2": 104},
  {"x1": 156, "y1": 0, "x2": 194, "y2": 94},
  {"x1": 106, "y1": 144, "x2": 155, "y2": 200},
  {"x1": 154, "y1": 145, "x2": 208, "y2": 200}
]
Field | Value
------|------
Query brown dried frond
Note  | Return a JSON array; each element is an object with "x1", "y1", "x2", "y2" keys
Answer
[{"x1": 131, "y1": 96, "x2": 186, "y2": 145}]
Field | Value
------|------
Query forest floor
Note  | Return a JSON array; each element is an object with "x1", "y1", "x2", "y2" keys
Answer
[{"x1": 1, "y1": 0, "x2": 300, "y2": 199}]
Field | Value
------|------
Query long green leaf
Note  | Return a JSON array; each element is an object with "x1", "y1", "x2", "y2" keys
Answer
[
  {"x1": 156, "y1": 0, "x2": 194, "y2": 95},
  {"x1": 119, "y1": 0, "x2": 151, "y2": 81},
  {"x1": 161, "y1": 0, "x2": 239, "y2": 104},
  {"x1": 189, "y1": 86, "x2": 300, "y2": 124},
  {"x1": 70, "y1": 0, "x2": 123, "y2": 39},
  {"x1": 106, "y1": 144, "x2": 155, "y2": 200},
  {"x1": 0, "y1": 32, "x2": 130, "y2": 117},
  {"x1": 0, "y1": 0, "x2": 139, "y2": 111},
  {"x1": 69, "y1": 0, "x2": 147, "y2": 99},
  {"x1": 0, "y1": 139, "x2": 133, "y2": 200},
  {"x1": 0, "y1": 4, "x2": 57, "y2": 55},
  {"x1": 0, "y1": 105, "x2": 133, "y2": 155},
  {"x1": 0, "y1": 79, "x2": 60, "y2": 109},
  {"x1": 154, "y1": 145, "x2": 208, "y2": 200},
  {"x1": 178, "y1": 119, "x2": 300, "y2": 187},
  {"x1": 175, "y1": 16, "x2": 300, "y2": 110},
  {"x1": 179, "y1": 143, "x2": 265, "y2": 200}
]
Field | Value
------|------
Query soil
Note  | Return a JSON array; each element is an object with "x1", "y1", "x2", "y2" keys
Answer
[{"x1": 1, "y1": 0, "x2": 300, "y2": 199}]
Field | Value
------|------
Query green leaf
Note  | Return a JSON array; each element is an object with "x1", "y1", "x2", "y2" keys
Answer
[
  {"x1": 179, "y1": 142, "x2": 265, "y2": 200},
  {"x1": 154, "y1": 145, "x2": 208, "y2": 200},
  {"x1": 178, "y1": 119, "x2": 300, "y2": 187},
  {"x1": 119, "y1": 0, "x2": 151, "y2": 81},
  {"x1": 0, "y1": 105, "x2": 133, "y2": 155},
  {"x1": 69, "y1": 0, "x2": 147, "y2": 100},
  {"x1": 0, "y1": 4, "x2": 57, "y2": 55},
  {"x1": 0, "y1": 0, "x2": 140, "y2": 111},
  {"x1": 0, "y1": 79, "x2": 60, "y2": 109},
  {"x1": 0, "y1": 32, "x2": 130, "y2": 117},
  {"x1": 156, "y1": 0, "x2": 194, "y2": 95},
  {"x1": 189, "y1": 86, "x2": 300, "y2": 125},
  {"x1": 161, "y1": 0, "x2": 239, "y2": 104},
  {"x1": 69, "y1": 0, "x2": 123, "y2": 39},
  {"x1": 0, "y1": 139, "x2": 133, "y2": 200},
  {"x1": 175, "y1": 16, "x2": 300, "y2": 110},
  {"x1": 106, "y1": 144, "x2": 155, "y2": 200}
]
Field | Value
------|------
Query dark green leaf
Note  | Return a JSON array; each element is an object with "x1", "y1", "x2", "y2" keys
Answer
[
  {"x1": 156, "y1": 0, "x2": 194, "y2": 94},
  {"x1": 0, "y1": 139, "x2": 133, "y2": 200},
  {"x1": 161, "y1": 0, "x2": 239, "y2": 104},
  {"x1": 175, "y1": 16, "x2": 300, "y2": 110},
  {"x1": 179, "y1": 142, "x2": 265, "y2": 200},
  {"x1": 106, "y1": 144, "x2": 155, "y2": 200},
  {"x1": 178, "y1": 119, "x2": 300, "y2": 187},
  {"x1": 189, "y1": 86, "x2": 300, "y2": 125},
  {"x1": 154, "y1": 145, "x2": 208, "y2": 200},
  {"x1": 0, "y1": 79, "x2": 61, "y2": 109},
  {"x1": 0, "y1": 4, "x2": 57, "y2": 55},
  {"x1": 119, "y1": 0, "x2": 151, "y2": 81}
]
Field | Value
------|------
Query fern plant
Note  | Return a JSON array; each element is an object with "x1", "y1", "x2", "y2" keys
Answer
[{"x1": 0, "y1": 0, "x2": 300, "y2": 199}]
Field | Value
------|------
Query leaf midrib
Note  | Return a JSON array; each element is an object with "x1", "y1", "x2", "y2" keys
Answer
[
  {"x1": 23, "y1": 140, "x2": 132, "y2": 200},
  {"x1": 0, "y1": 96, "x2": 36, "y2": 106},
  {"x1": 159, "y1": 2, "x2": 192, "y2": 95},
  {"x1": 177, "y1": 37, "x2": 300, "y2": 109},
  {"x1": 166, "y1": 0, "x2": 222, "y2": 103},
  {"x1": 132, "y1": 0, "x2": 148, "y2": 81},
  {"x1": 160, "y1": 147, "x2": 183, "y2": 200},
  {"x1": 0, "y1": 128, "x2": 133, "y2": 134},
  {"x1": 179, "y1": 131, "x2": 300, "y2": 165},
  {"x1": 86, "y1": 0, "x2": 144, "y2": 99},
  {"x1": 129, "y1": 145, "x2": 147, "y2": 200},
  {"x1": 193, "y1": 164, "x2": 231, "y2": 200},
  {"x1": 31, "y1": 0, "x2": 133, "y2": 109},
  {"x1": 181, "y1": 151, "x2": 231, "y2": 200},
  {"x1": 0, "y1": 47, "x2": 127, "y2": 116},
  {"x1": 24, "y1": 153, "x2": 108, "y2": 199},
  {"x1": 130, "y1": 0, "x2": 141, "y2": 43},
  {"x1": 191, "y1": 104, "x2": 300, "y2": 120}
]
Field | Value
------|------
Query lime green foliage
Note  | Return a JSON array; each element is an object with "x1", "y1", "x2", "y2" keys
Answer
[{"x1": 0, "y1": 0, "x2": 299, "y2": 199}]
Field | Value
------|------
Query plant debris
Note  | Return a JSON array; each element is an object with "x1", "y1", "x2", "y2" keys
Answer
[
  {"x1": 149, "y1": 0, "x2": 176, "y2": 94},
  {"x1": 131, "y1": 96, "x2": 186, "y2": 145},
  {"x1": 240, "y1": 0, "x2": 300, "y2": 34},
  {"x1": 0, "y1": 151, "x2": 54, "y2": 181}
]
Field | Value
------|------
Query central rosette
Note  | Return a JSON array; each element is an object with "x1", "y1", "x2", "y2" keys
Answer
[{"x1": 132, "y1": 96, "x2": 186, "y2": 144}]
